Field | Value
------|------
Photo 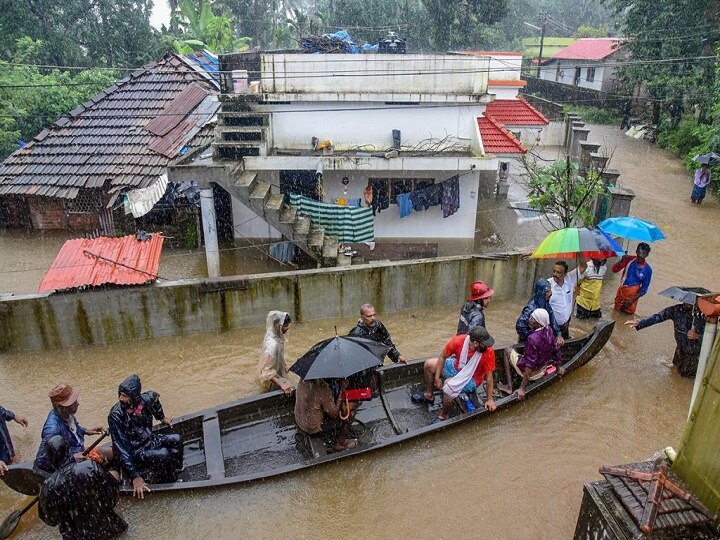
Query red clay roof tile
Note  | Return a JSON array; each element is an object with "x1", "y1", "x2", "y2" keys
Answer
[
  {"x1": 484, "y1": 98, "x2": 549, "y2": 126},
  {"x1": 477, "y1": 115, "x2": 527, "y2": 154}
]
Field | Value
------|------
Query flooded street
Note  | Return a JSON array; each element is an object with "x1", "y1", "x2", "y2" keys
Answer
[{"x1": 1, "y1": 124, "x2": 718, "y2": 538}]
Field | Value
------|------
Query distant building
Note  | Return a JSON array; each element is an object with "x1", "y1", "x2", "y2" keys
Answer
[{"x1": 538, "y1": 38, "x2": 625, "y2": 93}]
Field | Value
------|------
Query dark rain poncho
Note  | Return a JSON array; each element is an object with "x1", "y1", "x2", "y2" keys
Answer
[
  {"x1": 38, "y1": 435, "x2": 127, "y2": 540},
  {"x1": 515, "y1": 279, "x2": 561, "y2": 342},
  {"x1": 348, "y1": 319, "x2": 401, "y2": 362},
  {"x1": 636, "y1": 304, "x2": 706, "y2": 377},
  {"x1": 457, "y1": 301, "x2": 486, "y2": 335},
  {"x1": 0, "y1": 404, "x2": 16, "y2": 463},
  {"x1": 108, "y1": 375, "x2": 183, "y2": 482}
]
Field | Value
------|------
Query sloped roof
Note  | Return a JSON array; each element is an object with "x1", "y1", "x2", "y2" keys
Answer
[
  {"x1": 488, "y1": 79, "x2": 527, "y2": 87},
  {"x1": 0, "y1": 52, "x2": 220, "y2": 199},
  {"x1": 485, "y1": 98, "x2": 549, "y2": 126},
  {"x1": 38, "y1": 233, "x2": 164, "y2": 293},
  {"x1": 477, "y1": 115, "x2": 527, "y2": 154},
  {"x1": 551, "y1": 38, "x2": 622, "y2": 61}
]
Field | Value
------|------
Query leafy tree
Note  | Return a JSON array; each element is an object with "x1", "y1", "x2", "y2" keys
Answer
[
  {"x1": 422, "y1": 0, "x2": 508, "y2": 51},
  {"x1": 521, "y1": 157, "x2": 606, "y2": 229},
  {"x1": 171, "y1": 0, "x2": 252, "y2": 53},
  {"x1": 574, "y1": 24, "x2": 608, "y2": 38}
]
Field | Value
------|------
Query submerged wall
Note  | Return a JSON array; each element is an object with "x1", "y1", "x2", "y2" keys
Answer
[{"x1": 0, "y1": 253, "x2": 546, "y2": 353}]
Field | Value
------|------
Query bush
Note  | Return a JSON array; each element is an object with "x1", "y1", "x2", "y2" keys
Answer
[{"x1": 564, "y1": 105, "x2": 621, "y2": 126}]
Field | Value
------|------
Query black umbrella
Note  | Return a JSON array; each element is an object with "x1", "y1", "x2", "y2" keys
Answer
[
  {"x1": 692, "y1": 152, "x2": 720, "y2": 165},
  {"x1": 289, "y1": 335, "x2": 389, "y2": 380},
  {"x1": 658, "y1": 286, "x2": 711, "y2": 304}
]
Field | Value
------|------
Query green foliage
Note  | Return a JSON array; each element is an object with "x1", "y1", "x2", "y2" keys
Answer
[
  {"x1": 655, "y1": 118, "x2": 707, "y2": 157},
  {"x1": 574, "y1": 24, "x2": 608, "y2": 38},
  {"x1": 171, "y1": 0, "x2": 251, "y2": 53},
  {"x1": 523, "y1": 157, "x2": 606, "y2": 228},
  {"x1": 0, "y1": 39, "x2": 118, "y2": 159},
  {"x1": 564, "y1": 105, "x2": 620, "y2": 126}
]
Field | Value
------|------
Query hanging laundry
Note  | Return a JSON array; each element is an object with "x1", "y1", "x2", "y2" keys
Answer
[
  {"x1": 396, "y1": 192, "x2": 413, "y2": 218},
  {"x1": 441, "y1": 175, "x2": 460, "y2": 218},
  {"x1": 369, "y1": 179, "x2": 390, "y2": 215},
  {"x1": 289, "y1": 193, "x2": 375, "y2": 242},
  {"x1": 347, "y1": 198, "x2": 362, "y2": 207},
  {"x1": 269, "y1": 241, "x2": 296, "y2": 263}
]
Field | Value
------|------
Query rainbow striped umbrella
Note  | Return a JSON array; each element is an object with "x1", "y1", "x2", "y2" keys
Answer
[{"x1": 531, "y1": 227, "x2": 625, "y2": 259}]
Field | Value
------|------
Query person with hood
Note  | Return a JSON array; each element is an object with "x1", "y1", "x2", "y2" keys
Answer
[
  {"x1": 34, "y1": 384, "x2": 108, "y2": 474},
  {"x1": 0, "y1": 403, "x2": 28, "y2": 474},
  {"x1": 500, "y1": 309, "x2": 565, "y2": 400},
  {"x1": 516, "y1": 279, "x2": 562, "y2": 344},
  {"x1": 625, "y1": 303, "x2": 706, "y2": 377},
  {"x1": 108, "y1": 374, "x2": 182, "y2": 498},
  {"x1": 38, "y1": 434, "x2": 127, "y2": 540},
  {"x1": 259, "y1": 310, "x2": 295, "y2": 395},
  {"x1": 456, "y1": 280, "x2": 494, "y2": 335}
]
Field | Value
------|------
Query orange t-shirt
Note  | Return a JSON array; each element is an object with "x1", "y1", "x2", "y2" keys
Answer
[{"x1": 443, "y1": 334, "x2": 496, "y2": 386}]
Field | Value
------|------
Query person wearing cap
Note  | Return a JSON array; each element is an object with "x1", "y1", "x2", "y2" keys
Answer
[
  {"x1": 1, "y1": 403, "x2": 28, "y2": 475},
  {"x1": 499, "y1": 308, "x2": 565, "y2": 400},
  {"x1": 348, "y1": 303, "x2": 406, "y2": 364},
  {"x1": 34, "y1": 384, "x2": 106, "y2": 474},
  {"x1": 108, "y1": 374, "x2": 182, "y2": 498},
  {"x1": 411, "y1": 326, "x2": 497, "y2": 421},
  {"x1": 457, "y1": 280, "x2": 494, "y2": 335}
]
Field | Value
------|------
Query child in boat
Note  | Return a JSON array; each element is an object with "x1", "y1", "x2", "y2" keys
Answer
[{"x1": 499, "y1": 309, "x2": 565, "y2": 400}]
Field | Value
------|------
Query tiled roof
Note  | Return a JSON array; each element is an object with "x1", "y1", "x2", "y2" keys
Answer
[
  {"x1": 38, "y1": 233, "x2": 164, "y2": 293},
  {"x1": 477, "y1": 115, "x2": 527, "y2": 154},
  {"x1": 551, "y1": 38, "x2": 622, "y2": 61},
  {"x1": 488, "y1": 79, "x2": 527, "y2": 87},
  {"x1": 485, "y1": 98, "x2": 549, "y2": 126},
  {"x1": 0, "y1": 52, "x2": 220, "y2": 199}
]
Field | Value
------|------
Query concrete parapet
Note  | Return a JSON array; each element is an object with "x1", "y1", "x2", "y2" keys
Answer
[{"x1": 0, "y1": 253, "x2": 547, "y2": 353}]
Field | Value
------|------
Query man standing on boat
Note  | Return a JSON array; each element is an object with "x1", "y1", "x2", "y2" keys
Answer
[
  {"x1": 456, "y1": 280, "x2": 494, "y2": 334},
  {"x1": 108, "y1": 374, "x2": 183, "y2": 498},
  {"x1": 34, "y1": 384, "x2": 108, "y2": 474},
  {"x1": 411, "y1": 326, "x2": 497, "y2": 422},
  {"x1": 547, "y1": 260, "x2": 585, "y2": 340},
  {"x1": 38, "y1": 435, "x2": 128, "y2": 540},
  {"x1": 348, "y1": 303, "x2": 406, "y2": 364},
  {"x1": 259, "y1": 311, "x2": 295, "y2": 395},
  {"x1": 1, "y1": 402, "x2": 28, "y2": 474}
]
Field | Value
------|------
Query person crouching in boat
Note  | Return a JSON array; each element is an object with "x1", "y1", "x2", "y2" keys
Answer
[
  {"x1": 108, "y1": 375, "x2": 183, "y2": 498},
  {"x1": 38, "y1": 435, "x2": 128, "y2": 540},
  {"x1": 411, "y1": 327, "x2": 497, "y2": 422},
  {"x1": 34, "y1": 384, "x2": 110, "y2": 475},
  {"x1": 499, "y1": 309, "x2": 565, "y2": 401},
  {"x1": 259, "y1": 311, "x2": 295, "y2": 396},
  {"x1": 294, "y1": 378, "x2": 359, "y2": 451}
]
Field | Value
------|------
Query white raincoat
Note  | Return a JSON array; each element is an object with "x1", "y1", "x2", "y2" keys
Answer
[{"x1": 258, "y1": 310, "x2": 291, "y2": 392}]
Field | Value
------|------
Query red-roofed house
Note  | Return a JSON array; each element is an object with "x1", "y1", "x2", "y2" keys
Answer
[
  {"x1": 477, "y1": 116, "x2": 527, "y2": 156},
  {"x1": 539, "y1": 38, "x2": 626, "y2": 92},
  {"x1": 484, "y1": 98, "x2": 549, "y2": 146}
]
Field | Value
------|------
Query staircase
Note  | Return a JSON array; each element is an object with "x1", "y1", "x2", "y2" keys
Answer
[{"x1": 212, "y1": 101, "x2": 339, "y2": 266}]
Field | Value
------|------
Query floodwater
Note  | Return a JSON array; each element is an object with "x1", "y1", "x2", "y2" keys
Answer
[{"x1": 0, "y1": 124, "x2": 718, "y2": 538}]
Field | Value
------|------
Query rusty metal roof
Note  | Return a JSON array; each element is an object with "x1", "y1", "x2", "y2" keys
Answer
[
  {"x1": 0, "y1": 52, "x2": 220, "y2": 199},
  {"x1": 38, "y1": 233, "x2": 164, "y2": 293}
]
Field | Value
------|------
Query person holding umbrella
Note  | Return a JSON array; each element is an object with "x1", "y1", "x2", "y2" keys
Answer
[
  {"x1": 691, "y1": 163, "x2": 711, "y2": 204},
  {"x1": 612, "y1": 243, "x2": 652, "y2": 315}
]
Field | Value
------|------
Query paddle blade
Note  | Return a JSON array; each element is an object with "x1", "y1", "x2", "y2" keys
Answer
[
  {"x1": 1, "y1": 465, "x2": 46, "y2": 496},
  {"x1": 0, "y1": 510, "x2": 22, "y2": 540}
]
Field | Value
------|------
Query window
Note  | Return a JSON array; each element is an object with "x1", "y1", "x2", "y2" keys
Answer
[
  {"x1": 586, "y1": 67, "x2": 595, "y2": 82},
  {"x1": 369, "y1": 178, "x2": 435, "y2": 204}
]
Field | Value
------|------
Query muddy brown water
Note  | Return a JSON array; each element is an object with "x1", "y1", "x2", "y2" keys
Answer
[{"x1": 0, "y1": 125, "x2": 718, "y2": 538}]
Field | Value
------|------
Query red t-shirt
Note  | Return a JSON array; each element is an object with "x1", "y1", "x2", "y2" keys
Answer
[{"x1": 443, "y1": 334, "x2": 496, "y2": 387}]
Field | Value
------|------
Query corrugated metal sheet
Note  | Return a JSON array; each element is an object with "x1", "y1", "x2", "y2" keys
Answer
[
  {"x1": 38, "y1": 233, "x2": 164, "y2": 293},
  {"x1": 145, "y1": 82, "x2": 208, "y2": 136},
  {"x1": 0, "y1": 51, "x2": 219, "y2": 200}
]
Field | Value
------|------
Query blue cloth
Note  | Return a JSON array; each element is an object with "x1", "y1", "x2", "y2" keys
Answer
[
  {"x1": 515, "y1": 278, "x2": 561, "y2": 341},
  {"x1": 622, "y1": 259, "x2": 653, "y2": 296},
  {"x1": 441, "y1": 175, "x2": 460, "y2": 218},
  {"x1": 347, "y1": 198, "x2": 362, "y2": 207},
  {"x1": 34, "y1": 410, "x2": 87, "y2": 472},
  {"x1": 0, "y1": 405, "x2": 15, "y2": 463},
  {"x1": 692, "y1": 184, "x2": 707, "y2": 202},
  {"x1": 397, "y1": 192, "x2": 413, "y2": 218},
  {"x1": 442, "y1": 357, "x2": 477, "y2": 393},
  {"x1": 269, "y1": 241, "x2": 296, "y2": 263}
]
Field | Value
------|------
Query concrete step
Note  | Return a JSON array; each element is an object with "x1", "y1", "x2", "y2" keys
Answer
[
  {"x1": 233, "y1": 171, "x2": 257, "y2": 199},
  {"x1": 217, "y1": 112, "x2": 270, "y2": 127},
  {"x1": 213, "y1": 140, "x2": 267, "y2": 149},
  {"x1": 279, "y1": 205, "x2": 297, "y2": 224},
  {"x1": 293, "y1": 215, "x2": 311, "y2": 236},
  {"x1": 217, "y1": 126, "x2": 266, "y2": 135},
  {"x1": 265, "y1": 193, "x2": 284, "y2": 213},
  {"x1": 322, "y1": 236, "x2": 339, "y2": 259},
  {"x1": 249, "y1": 181, "x2": 271, "y2": 210},
  {"x1": 307, "y1": 227, "x2": 324, "y2": 248}
]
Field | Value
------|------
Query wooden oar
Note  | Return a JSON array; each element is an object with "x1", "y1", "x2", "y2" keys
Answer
[{"x1": 0, "y1": 431, "x2": 109, "y2": 540}]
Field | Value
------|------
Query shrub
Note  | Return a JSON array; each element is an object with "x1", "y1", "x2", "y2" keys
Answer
[{"x1": 564, "y1": 105, "x2": 621, "y2": 126}]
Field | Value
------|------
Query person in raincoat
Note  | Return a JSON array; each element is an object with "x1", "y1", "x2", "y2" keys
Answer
[
  {"x1": 515, "y1": 279, "x2": 562, "y2": 344},
  {"x1": 108, "y1": 374, "x2": 182, "y2": 498},
  {"x1": 38, "y1": 434, "x2": 127, "y2": 540},
  {"x1": 625, "y1": 303, "x2": 706, "y2": 377},
  {"x1": 34, "y1": 384, "x2": 108, "y2": 474},
  {"x1": 0, "y1": 403, "x2": 28, "y2": 473},
  {"x1": 456, "y1": 280, "x2": 494, "y2": 335},
  {"x1": 258, "y1": 311, "x2": 295, "y2": 395}
]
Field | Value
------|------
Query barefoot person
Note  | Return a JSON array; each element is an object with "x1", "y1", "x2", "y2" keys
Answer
[
  {"x1": 613, "y1": 243, "x2": 652, "y2": 315},
  {"x1": 294, "y1": 378, "x2": 359, "y2": 451},
  {"x1": 259, "y1": 311, "x2": 295, "y2": 395},
  {"x1": 411, "y1": 327, "x2": 497, "y2": 422},
  {"x1": 1, "y1": 403, "x2": 28, "y2": 470},
  {"x1": 499, "y1": 309, "x2": 565, "y2": 400}
]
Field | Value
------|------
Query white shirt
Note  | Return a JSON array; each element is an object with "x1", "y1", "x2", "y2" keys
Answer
[{"x1": 547, "y1": 269, "x2": 580, "y2": 325}]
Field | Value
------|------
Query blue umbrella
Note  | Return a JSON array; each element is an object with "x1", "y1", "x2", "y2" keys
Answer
[{"x1": 597, "y1": 216, "x2": 666, "y2": 242}]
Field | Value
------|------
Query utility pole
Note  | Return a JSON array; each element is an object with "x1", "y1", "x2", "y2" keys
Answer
[{"x1": 537, "y1": 11, "x2": 547, "y2": 77}]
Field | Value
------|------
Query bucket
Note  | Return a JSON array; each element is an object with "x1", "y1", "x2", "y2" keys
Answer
[
  {"x1": 250, "y1": 81, "x2": 261, "y2": 94},
  {"x1": 232, "y1": 70, "x2": 248, "y2": 93}
]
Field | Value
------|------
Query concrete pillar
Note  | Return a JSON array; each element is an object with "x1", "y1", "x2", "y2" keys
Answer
[
  {"x1": 200, "y1": 187, "x2": 221, "y2": 278},
  {"x1": 571, "y1": 128, "x2": 590, "y2": 161},
  {"x1": 607, "y1": 186, "x2": 635, "y2": 218},
  {"x1": 580, "y1": 142, "x2": 601, "y2": 171}
]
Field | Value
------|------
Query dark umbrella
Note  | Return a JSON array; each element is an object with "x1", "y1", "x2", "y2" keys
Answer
[
  {"x1": 692, "y1": 152, "x2": 720, "y2": 165},
  {"x1": 658, "y1": 286, "x2": 711, "y2": 304},
  {"x1": 289, "y1": 335, "x2": 389, "y2": 380}
]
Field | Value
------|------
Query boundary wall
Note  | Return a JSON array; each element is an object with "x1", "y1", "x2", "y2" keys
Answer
[{"x1": 0, "y1": 254, "x2": 547, "y2": 353}]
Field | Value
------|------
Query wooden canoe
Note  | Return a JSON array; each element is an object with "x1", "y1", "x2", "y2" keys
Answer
[{"x1": 3, "y1": 320, "x2": 614, "y2": 496}]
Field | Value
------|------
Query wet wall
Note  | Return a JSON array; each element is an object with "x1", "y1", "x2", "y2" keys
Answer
[{"x1": 0, "y1": 253, "x2": 549, "y2": 352}]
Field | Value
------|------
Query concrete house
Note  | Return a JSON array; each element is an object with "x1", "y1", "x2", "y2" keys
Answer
[
  {"x1": 0, "y1": 51, "x2": 220, "y2": 238},
  {"x1": 171, "y1": 50, "x2": 556, "y2": 271},
  {"x1": 539, "y1": 38, "x2": 625, "y2": 92}
]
